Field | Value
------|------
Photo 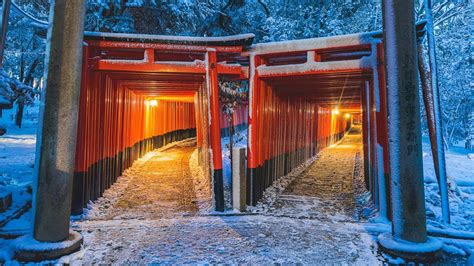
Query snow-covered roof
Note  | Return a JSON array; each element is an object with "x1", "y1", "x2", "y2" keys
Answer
[
  {"x1": 245, "y1": 21, "x2": 426, "y2": 55},
  {"x1": 84, "y1": 31, "x2": 255, "y2": 47},
  {"x1": 250, "y1": 32, "x2": 378, "y2": 56},
  {"x1": 257, "y1": 57, "x2": 372, "y2": 77}
]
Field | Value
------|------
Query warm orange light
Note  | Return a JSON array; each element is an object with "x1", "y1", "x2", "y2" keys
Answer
[
  {"x1": 345, "y1": 113, "x2": 351, "y2": 118},
  {"x1": 332, "y1": 108, "x2": 339, "y2": 115}
]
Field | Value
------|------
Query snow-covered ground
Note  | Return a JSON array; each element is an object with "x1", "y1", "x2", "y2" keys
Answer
[
  {"x1": 0, "y1": 103, "x2": 38, "y2": 234},
  {"x1": 67, "y1": 215, "x2": 383, "y2": 264},
  {"x1": 63, "y1": 134, "x2": 384, "y2": 264},
  {"x1": 422, "y1": 137, "x2": 474, "y2": 232},
  {"x1": 0, "y1": 104, "x2": 473, "y2": 263},
  {"x1": 0, "y1": 103, "x2": 38, "y2": 191}
]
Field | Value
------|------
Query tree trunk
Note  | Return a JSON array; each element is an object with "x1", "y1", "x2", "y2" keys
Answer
[
  {"x1": 424, "y1": 0, "x2": 450, "y2": 224},
  {"x1": 0, "y1": 0, "x2": 11, "y2": 67},
  {"x1": 412, "y1": 0, "x2": 451, "y2": 225},
  {"x1": 15, "y1": 100, "x2": 24, "y2": 128},
  {"x1": 15, "y1": 47, "x2": 26, "y2": 128},
  {"x1": 466, "y1": 111, "x2": 474, "y2": 150}
]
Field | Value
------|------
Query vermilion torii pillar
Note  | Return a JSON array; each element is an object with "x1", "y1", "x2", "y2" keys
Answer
[
  {"x1": 14, "y1": 0, "x2": 87, "y2": 261},
  {"x1": 206, "y1": 49, "x2": 225, "y2": 211},
  {"x1": 378, "y1": 0, "x2": 442, "y2": 260}
]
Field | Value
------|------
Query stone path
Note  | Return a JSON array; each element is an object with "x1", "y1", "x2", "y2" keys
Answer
[
  {"x1": 84, "y1": 140, "x2": 199, "y2": 221},
  {"x1": 266, "y1": 126, "x2": 363, "y2": 221},
  {"x1": 70, "y1": 130, "x2": 388, "y2": 264},
  {"x1": 73, "y1": 215, "x2": 380, "y2": 264}
]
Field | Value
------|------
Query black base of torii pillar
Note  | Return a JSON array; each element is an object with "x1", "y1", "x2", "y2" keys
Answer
[
  {"x1": 378, "y1": 0, "x2": 442, "y2": 262},
  {"x1": 12, "y1": 0, "x2": 87, "y2": 261}
]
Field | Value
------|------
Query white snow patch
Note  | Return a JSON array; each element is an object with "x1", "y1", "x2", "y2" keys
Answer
[
  {"x1": 422, "y1": 138, "x2": 474, "y2": 232},
  {"x1": 12, "y1": 230, "x2": 82, "y2": 251},
  {"x1": 377, "y1": 233, "x2": 443, "y2": 253},
  {"x1": 257, "y1": 57, "x2": 371, "y2": 77},
  {"x1": 248, "y1": 155, "x2": 318, "y2": 213},
  {"x1": 251, "y1": 31, "x2": 376, "y2": 55},
  {"x1": 189, "y1": 148, "x2": 212, "y2": 214}
]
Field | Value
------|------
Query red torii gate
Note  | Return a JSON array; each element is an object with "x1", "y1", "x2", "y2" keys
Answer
[
  {"x1": 71, "y1": 33, "x2": 253, "y2": 213},
  {"x1": 71, "y1": 25, "x2": 425, "y2": 217},
  {"x1": 245, "y1": 32, "x2": 389, "y2": 210},
  {"x1": 21, "y1": 1, "x2": 439, "y2": 261},
  {"x1": 71, "y1": 31, "x2": 396, "y2": 216}
]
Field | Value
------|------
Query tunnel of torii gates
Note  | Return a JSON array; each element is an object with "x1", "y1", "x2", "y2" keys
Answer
[
  {"x1": 71, "y1": 30, "x2": 375, "y2": 215},
  {"x1": 71, "y1": 26, "x2": 423, "y2": 218},
  {"x1": 32, "y1": 21, "x2": 429, "y2": 247}
]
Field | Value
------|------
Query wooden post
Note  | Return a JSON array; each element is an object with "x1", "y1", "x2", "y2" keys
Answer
[
  {"x1": 382, "y1": 0, "x2": 427, "y2": 243},
  {"x1": 206, "y1": 49, "x2": 224, "y2": 211},
  {"x1": 247, "y1": 53, "x2": 262, "y2": 206}
]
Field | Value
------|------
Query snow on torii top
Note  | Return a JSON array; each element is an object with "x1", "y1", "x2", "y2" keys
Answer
[
  {"x1": 84, "y1": 31, "x2": 255, "y2": 47},
  {"x1": 83, "y1": 20, "x2": 426, "y2": 53},
  {"x1": 83, "y1": 30, "x2": 377, "y2": 53}
]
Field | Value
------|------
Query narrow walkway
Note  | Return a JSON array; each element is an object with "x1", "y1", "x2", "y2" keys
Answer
[
  {"x1": 72, "y1": 131, "x2": 380, "y2": 264},
  {"x1": 266, "y1": 126, "x2": 362, "y2": 221},
  {"x1": 84, "y1": 140, "x2": 199, "y2": 220}
]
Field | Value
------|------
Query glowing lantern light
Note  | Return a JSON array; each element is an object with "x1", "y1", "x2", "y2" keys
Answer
[
  {"x1": 148, "y1": 100, "x2": 158, "y2": 107},
  {"x1": 345, "y1": 113, "x2": 351, "y2": 119},
  {"x1": 332, "y1": 108, "x2": 339, "y2": 115}
]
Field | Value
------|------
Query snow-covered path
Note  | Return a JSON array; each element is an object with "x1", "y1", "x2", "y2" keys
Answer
[
  {"x1": 69, "y1": 128, "x2": 386, "y2": 264},
  {"x1": 72, "y1": 216, "x2": 380, "y2": 264},
  {"x1": 84, "y1": 140, "x2": 200, "y2": 221},
  {"x1": 50, "y1": 128, "x2": 470, "y2": 264},
  {"x1": 265, "y1": 127, "x2": 363, "y2": 221}
]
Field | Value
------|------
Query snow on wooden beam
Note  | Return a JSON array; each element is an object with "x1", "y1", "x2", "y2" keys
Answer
[
  {"x1": 257, "y1": 57, "x2": 372, "y2": 78},
  {"x1": 217, "y1": 63, "x2": 249, "y2": 78},
  {"x1": 96, "y1": 58, "x2": 246, "y2": 76},
  {"x1": 84, "y1": 31, "x2": 255, "y2": 47},
  {"x1": 86, "y1": 40, "x2": 245, "y2": 53},
  {"x1": 249, "y1": 32, "x2": 378, "y2": 56},
  {"x1": 97, "y1": 59, "x2": 206, "y2": 73},
  {"x1": 104, "y1": 72, "x2": 205, "y2": 82},
  {"x1": 247, "y1": 22, "x2": 426, "y2": 57}
]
